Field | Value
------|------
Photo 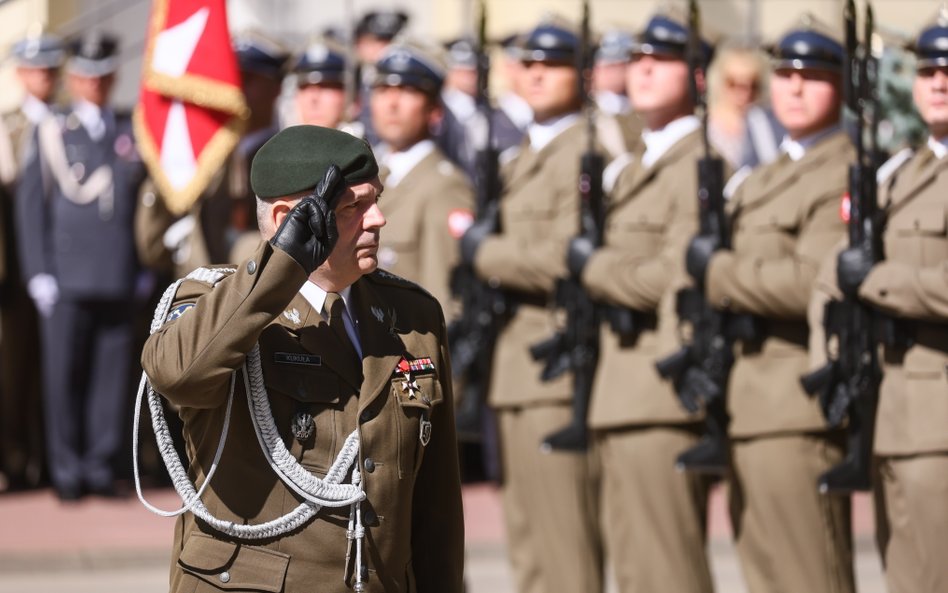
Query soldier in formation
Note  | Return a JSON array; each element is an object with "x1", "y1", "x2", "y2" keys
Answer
[
  {"x1": 818, "y1": 13, "x2": 948, "y2": 593},
  {"x1": 0, "y1": 31, "x2": 64, "y2": 491},
  {"x1": 459, "y1": 19, "x2": 607, "y2": 593},
  {"x1": 369, "y1": 40, "x2": 474, "y2": 311},
  {"x1": 570, "y1": 9, "x2": 716, "y2": 592},
  {"x1": 17, "y1": 32, "x2": 145, "y2": 500},
  {"x1": 688, "y1": 15, "x2": 857, "y2": 593}
]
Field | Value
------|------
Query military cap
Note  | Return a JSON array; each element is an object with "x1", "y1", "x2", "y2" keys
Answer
[
  {"x1": 291, "y1": 37, "x2": 347, "y2": 87},
  {"x1": 66, "y1": 31, "x2": 119, "y2": 77},
  {"x1": 596, "y1": 29, "x2": 633, "y2": 64},
  {"x1": 251, "y1": 125, "x2": 379, "y2": 199},
  {"x1": 500, "y1": 33, "x2": 524, "y2": 60},
  {"x1": 912, "y1": 8, "x2": 948, "y2": 69},
  {"x1": 10, "y1": 32, "x2": 65, "y2": 69},
  {"x1": 233, "y1": 31, "x2": 288, "y2": 79},
  {"x1": 373, "y1": 40, "x2": 446, "y2": 95},
  {"x1": 444, "y1": 37, "x2": 477, "y2": 69},
  {"x1": 355, "y1": 10, "x2": 409, "y2": 41},
  {"x1": 520, "y1": 20, "x2": 580, "y2": 64},
  {"x1": 771, "y1": 14, "x2": 844, "y2": 72},
  {"x1": 633, "y1": 8, "x2": 713, "y2": 65}
]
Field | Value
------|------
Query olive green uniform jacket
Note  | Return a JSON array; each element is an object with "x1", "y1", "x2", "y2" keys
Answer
[
  {"x1": 377, "y1": 147, "x2": 473, "y2": 311},
  {"x1": 707, "y1": 131, "x2": 853, "y2": 437},
  {"x1": 141, "y1": 243, "x2": 464, "y2": 593}
]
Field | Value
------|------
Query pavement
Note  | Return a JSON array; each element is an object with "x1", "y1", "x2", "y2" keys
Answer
[{"x1": 0, "y1": 483, "x2": 887, "y2": 592}]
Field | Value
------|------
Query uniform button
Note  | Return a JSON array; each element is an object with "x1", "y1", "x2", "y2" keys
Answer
[
  {"x1": 364, "y1": 458, "x2": 376, "y2": 473},
  {"x1": 142, "y1": 191, "x2": 156, "y2": 207},
  {"x1": 363, "y1": 509, "x2": 379, "y2": 526},
  {"x1": 247, "y1": 260, "x2": 257, "y2": 275},
  {"x1": 219, "y1": 571, "x2": 231, "y2": 583}
]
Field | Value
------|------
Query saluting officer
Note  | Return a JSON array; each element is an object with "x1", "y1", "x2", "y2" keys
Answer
[
  {"x1": 826, "y1": 13, "x2": 948, "y2": 593},
  {"x1": 135, "y1": 32, "x2": 287, "y2": 278},
  {"x1": 460, "y1": 20, "x2": 605, "y2": 593},
  {"x1": 0, "y1": 31, "x2": 65, "y2": 491},
  {"x1": 370, "y1": 40, "x2": 474, "y2": 310},
  {"x1": 688, "y1": 15, "x2": 856, "y2": 593},
  {"x1": 17, "y1": 32, "x2": 145, "y2": 500},
  {"x1": 141, "y1": 125, "x2": 463, "y2": 593},
  {"x1": 568, "y1": 10, "x2": 715, "y2": 592}
]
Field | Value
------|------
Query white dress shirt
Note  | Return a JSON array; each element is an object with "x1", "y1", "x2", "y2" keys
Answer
[
  {"x1": 299, "y1": 281, "x2": 363, "y2": 359},
  {"x1": 380, "y1": 139, "x2": 435, "y2": 188},
  {"x1": 778, "y1": 124, "x2": 842, "y2": 162},
  {"x1": 527, "y1": 112, "x2": 581, "y2": 152},
  {"x1": 641, "y1": 115, "x2": 701, "y2": 168}
]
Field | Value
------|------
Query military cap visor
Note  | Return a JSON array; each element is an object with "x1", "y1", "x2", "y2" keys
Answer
[
  {"x1": 373, "y1": 47, "x2": 445, "y2": 95},
  {"x1": 11, "y1": 35, "x2": 65, "y2": 69},
  {"x1": 251, "y1": 125, "x2": 380, "y2": 199},
  {"x1": 771, "y1": 29, "x2": 844, "y2": 72},
  {"x1": 66, "y1": 33, "x2": 120, "y2": 77},
  {"x1": 292, "y1": 43, "x2": 346, "y2": 86},
  {"x1": 519, "y1": 25, "x2": 579, "y2": 65},
  {"x1": 913, "y1": 24, "x2": 948, "y2": 69},
  {"x1": 632, "y1": 16, "x2": 712, "y2": 64}
]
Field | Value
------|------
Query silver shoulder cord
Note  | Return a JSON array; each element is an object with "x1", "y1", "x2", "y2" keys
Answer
[{"x1": 132, "y1": 267, "x2": 371, "y2": 591}]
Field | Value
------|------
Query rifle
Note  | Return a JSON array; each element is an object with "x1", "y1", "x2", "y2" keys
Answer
[
  {"x1": 448, "y1": 0, "x2": 508, "y2": 442},
  {"x1": 527, "y1": 0, "x2": 604, "y2": 452},
  {"x1": 798, "y1": 0, "x2": 881, "y2": 494},
  {"x1": 653, "y1": 0, "x2": 738, "y2": 475}
]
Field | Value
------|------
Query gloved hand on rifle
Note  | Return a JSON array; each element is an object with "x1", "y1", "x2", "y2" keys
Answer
[
  {"x1": 460, "y1": 219, "x2": 493, "y2": 265},
  {"x1": 269, "y1": 164, "x2": 342, "y2": 275},
  {"x1": 836, "y1": 246, "x2": 874, "y2": 298},
  {"x1": 566, "y1": 235, "x2": 595, "y2": 277},
  {"x1": 685, "y1": 234, "x2": 720, "y2": 288}
]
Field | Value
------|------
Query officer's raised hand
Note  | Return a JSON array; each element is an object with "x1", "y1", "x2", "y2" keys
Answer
[
  {"x1": 270, "y1": 165, "x2": 342, "y2": 274},
  {"x1": 836, "y1": 246, "x2": 874, "y2": 298},
  {"x1": 686, "y1": 234, "x2": 720, "y2": 288}
]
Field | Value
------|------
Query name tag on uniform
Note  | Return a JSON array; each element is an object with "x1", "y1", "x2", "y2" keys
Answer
[{"x1": 274, "y1": 352, "x2": 322, "y2": 366}]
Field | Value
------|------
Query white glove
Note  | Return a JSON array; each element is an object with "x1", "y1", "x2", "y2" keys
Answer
[{"x1": 28, "y1": 274, "x2": 59, "y2": 318}]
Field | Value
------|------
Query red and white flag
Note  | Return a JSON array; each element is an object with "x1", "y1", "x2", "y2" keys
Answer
[{"x1": 133, "y1": 0, "x2": 247, "y2": 215}]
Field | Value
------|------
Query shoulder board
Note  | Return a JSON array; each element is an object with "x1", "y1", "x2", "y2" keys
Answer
[
  {"x1": 182, "y1": 265, "x2": 238, "y2": 288},
  {"x1": 367, "y1": 269, "x2": 436, "y2": 300}
]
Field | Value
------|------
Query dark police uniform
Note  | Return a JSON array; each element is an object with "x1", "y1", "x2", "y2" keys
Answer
[
  {"x1": 0, "y1": 33, "x2": 64, "y2": 490},
  {"x1": 702, "y1": 18, "x2": 855, "y2": 593},
  {"x1": 16, "y1": 33, "x2": 145, "y2": 499},
  {"x1": 577, "y1": 13, "x2": 715, "y2": 593},
  {"x1": 141, "y1": 126, "x2": 463, "y2": 593},
  {"x1": 468, "y1": 22, "x2": 605, "y2": 593},
  {"x1": 370, "y1": 41, "x2": 474, "y2": 310},
  {"x1": 818, "y1": 17, "x2": 948, "y2": 593}
]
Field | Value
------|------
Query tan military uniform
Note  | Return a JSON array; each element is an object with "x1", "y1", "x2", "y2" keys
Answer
[
  {"x1": 0, "y1": 107, "x2": 44, "y2": 489},
  {"x1": 141, "y1": 242, "x2": 464, "y2": 593},
  {"x1": 377, "y1": 146, "x2": 473, "y2": 310},
  {"x1": 580, "y1": 126, "x2": 713, "y2": 593},
  {"x1": 851, "y1": 145, "x2": 948, "y2": 593},
  {"x1": 473, "y1": 118, "x2": 603, "y2": 593},
  {"x1": 706, "y1": 130, "x2": 855, "y2": 593}
]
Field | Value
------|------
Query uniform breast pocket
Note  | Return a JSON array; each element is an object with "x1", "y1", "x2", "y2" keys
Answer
[
  {"x1": 738, "y1": 208, "x2": 800, "y2": 256},
  {"x1": 391, "y1": 373, "x2": 443, "y2": 478},
  {"x1": 177, "y1": 533, "x2": 290, "y2": 592},
  {"x1": 506, "y1": 203, "x2": 556, "y2": 237},
  {"x1": 262, "y1": 361, "x2": 345, "y2": 475},
  {"x1": 889, "y1": 205, "x2": 948, "y2": 265}
]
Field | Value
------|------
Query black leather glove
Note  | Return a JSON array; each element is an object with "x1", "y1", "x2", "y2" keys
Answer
[
  {"x1": 837, "y1": 246, "x2": 874, "y2": 298},
  {"x1": 460, "y1": 219, "x2": 492, "y2": 265},
  {"x1": 685, "y1": 235, "x2": 719, "y2": 287},
  {"x1": 269, "y1": 164, "x2": 342, "y2": 274},
  {"x1": 567, "y1": 235, "x2": 595, "y2": 277}
]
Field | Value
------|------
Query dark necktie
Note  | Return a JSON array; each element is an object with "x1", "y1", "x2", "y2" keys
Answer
[{"x1": 325, "y1": 292, "x2": 359, "y2": 359}]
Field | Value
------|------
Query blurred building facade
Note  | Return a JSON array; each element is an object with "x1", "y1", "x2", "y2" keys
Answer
[{"x1": 0, "y1": 0, "x2": 935, "y2": 115}]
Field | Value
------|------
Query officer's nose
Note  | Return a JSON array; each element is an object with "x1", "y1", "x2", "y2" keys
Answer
[{"x1": 364, "y1": 203, "x2": 386, "y2": 229}]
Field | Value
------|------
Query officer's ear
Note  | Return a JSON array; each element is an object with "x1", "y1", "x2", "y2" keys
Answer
[{"x1": 264, "y1": 197, "x2": 297, "y2": 240}]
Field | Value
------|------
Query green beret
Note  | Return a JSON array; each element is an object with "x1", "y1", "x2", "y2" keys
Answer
[{"x1": 250, "y1": 125, "x2": 379, "y2": 199}]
